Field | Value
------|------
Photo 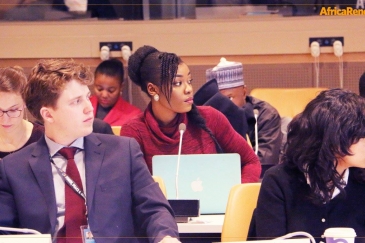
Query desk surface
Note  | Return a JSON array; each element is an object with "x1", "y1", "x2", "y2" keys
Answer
[{"x1": 177, "y1": 215, "x2": 224, "y2": 233}]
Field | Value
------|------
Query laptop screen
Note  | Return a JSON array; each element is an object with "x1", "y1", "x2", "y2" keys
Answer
[{"x1": 152, "y1": 153, "x2": 241, "y2": 214}]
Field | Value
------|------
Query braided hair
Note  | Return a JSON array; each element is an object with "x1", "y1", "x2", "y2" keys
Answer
[
  {"x1": 128, "y1": 45, "x2": 222, "y2": 152},
  {"x1": 128, "y1": 45, "x2": 178, "y2": 100},
  {"x1": 188, "y1": 104, "x2": 223, "y2": 153}
]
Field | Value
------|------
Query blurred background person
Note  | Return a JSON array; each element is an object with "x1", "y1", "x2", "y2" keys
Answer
[
  {"x1": 248, "y1": 89, "x2": 365, "y2": 242},
  {"x1": 52, "y1": 0, "x2": 117, "y2": 19},
  {"x1": 197, "y1": 57, "x2": 282, "y2": 177},
  {"x1": 90, "y1": 58, "x2": 141, "y2": 127},
  {"x1": 121, "y1": 45, "x2": 261, "y2": 183},
  {"x1": 1, "y1": 0, "x2": 90, "y2": 21},
  {"x1": 0, "y1": 66, "x2": 44, "y2": 158},
  {"x1": 359, "y1": 71, "x2": 365, "y2": 97},
  {"x1": 92, "y1": 117, "x2": 114, "y2": 134}
]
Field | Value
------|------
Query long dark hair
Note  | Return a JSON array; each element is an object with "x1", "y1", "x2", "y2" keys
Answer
[
  {"x1": 128, "y1": 45, "x2": 222, "y2": 152},
  {"x1": 283, "y1": 88, "x2": 365, "y2": 204}
]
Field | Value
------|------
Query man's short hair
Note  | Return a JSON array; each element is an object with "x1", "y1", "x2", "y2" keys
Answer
[{"x1": 24, "y1": 59, "x2": 93, "y2": 122}]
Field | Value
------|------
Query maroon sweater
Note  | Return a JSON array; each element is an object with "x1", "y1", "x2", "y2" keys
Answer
[{"x1": 121, "y1": 104, "x2": 261, "y2": 183}]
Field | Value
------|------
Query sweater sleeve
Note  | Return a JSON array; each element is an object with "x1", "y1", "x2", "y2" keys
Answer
[
  {"x1": 203, "y1": 107, "x2": 261, "y2": 183},
  {"x1": 120, "y1": 123, "x2": 143, "y2": 146}
]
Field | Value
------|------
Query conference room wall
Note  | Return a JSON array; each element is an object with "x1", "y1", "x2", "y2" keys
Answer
[{"x1": 0, "y1": 15, "x2": 364, "y2": 111}]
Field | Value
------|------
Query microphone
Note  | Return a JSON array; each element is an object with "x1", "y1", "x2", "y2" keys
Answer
[
  {"x1": 168, "y1": 122, "x2": 199, "y2": 223},
  {"x1": 274, "y1": 231, "x2": 316, "y2": 243},
  {"x1": 0, "y1": 226, "x2": 42, "y2": 234},
  {"x1": 175, "y1": 123, "x2": 186, "y2": 199},
  {"x1": 253, "y1": 109, "x2": 259, "y2": 155},
  {"x1": 100, "y1": 45, "x2": 110, "y2": 61},
  {"x1": 121, "y1": 45, "x2": 131, "y2": 62}
]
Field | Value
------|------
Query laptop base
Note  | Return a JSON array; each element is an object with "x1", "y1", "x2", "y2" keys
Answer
[
  {"x1": 168, "y1": 199, "x2": 200, "y2": 221},
  {"x1": 175, "y1": 216, "x2": 190, "y2": 223}
]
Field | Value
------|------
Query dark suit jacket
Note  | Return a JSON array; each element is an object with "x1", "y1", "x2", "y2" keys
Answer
[
  {"x1": 93, "y1": 118, "x2": 114, "y2": 135},
  {"x1": 194, "y1": 79, "x2": 254, "y2": 140},
  {"x1": 0, "y1": 134, "x2": 178, "y2": 243}
]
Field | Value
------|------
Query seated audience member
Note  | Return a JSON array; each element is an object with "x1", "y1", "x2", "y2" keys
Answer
[
  {"x1": 0, "y1": 66, "x2": 44, "y2": 159},
  {"x1": 199, "y1": 58, "x2": 282, "y2": 177},
  {"x1": 92, "y1": 117, "x2": 114, "y2": 135},
  {"x1": 120, "y1": 45, "x2": 261, "y2": 183},
  {"x1": 359, "y1": 71, "x2": 365, "y2": 97},
  {"x1": 194, "y1": 79, "x2": 254, "y2": 145},
  {"x1": 248, "y1": 89, "x2": 365, "y2": 242},
  {"x1": 0, "y1": 59, "x2": 180, "y2": 243},
  {"x1": 52, "y1": 0, "x2": 117, "y2": 19},
  {"x1": 90, "y1": 58, "x2": 141, "y2": 126}
]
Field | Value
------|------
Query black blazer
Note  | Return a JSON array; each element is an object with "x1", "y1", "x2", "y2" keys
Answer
[{"x1": 93, "y1": 118, "x2": 113, "y2": 135}]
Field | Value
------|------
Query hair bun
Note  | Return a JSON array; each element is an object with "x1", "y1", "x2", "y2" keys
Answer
[{"x1": 128, "y1": 45, "x2": 159, "y2": 87}]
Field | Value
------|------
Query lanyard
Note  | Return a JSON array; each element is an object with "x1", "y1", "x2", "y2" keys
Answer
[{"x1": 50, "y1": 156, "x2": 88, "y2": 217}]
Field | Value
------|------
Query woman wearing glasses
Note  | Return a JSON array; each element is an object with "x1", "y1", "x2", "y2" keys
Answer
[{"x1": 0, "y1": 66, "x2": 44, "y2": 158}]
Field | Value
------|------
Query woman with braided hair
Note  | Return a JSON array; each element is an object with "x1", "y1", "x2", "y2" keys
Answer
[{"x1": 121, "y1": 45, "x2": 260, "y2": 183}]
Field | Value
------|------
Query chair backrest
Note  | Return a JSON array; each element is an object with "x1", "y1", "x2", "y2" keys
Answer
[
  {"x1": 221, "y1": 183, "x2": 261, "y2": 242},
  {"x1": 111, "y1": 126, "x2": 121, "y2": 135},
  {"x1": 246, "y1": 134, "x2": 252, "y2": 147},
  {"x1": 250, "y1": 88, "x2": 328, "y2": 118},
  {"x1": 152, "y1": 175, "x2": 167, "y2": 198}
]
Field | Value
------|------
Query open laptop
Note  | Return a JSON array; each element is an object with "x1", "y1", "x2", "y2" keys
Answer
[
  {"x1": 0, "y1": 234, "x2": 52, "y2": 243},
  {"x1": 152, "y1": 153, "x2": 241, "y2": 215}
]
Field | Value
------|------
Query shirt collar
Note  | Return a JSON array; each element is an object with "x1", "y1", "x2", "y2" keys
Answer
[
  {"x1": 45, "y1": 136, "x2": 84, "y2": 157},
  {"x1": 305, "y1": 168, "x2": 349, "y2": 199}
]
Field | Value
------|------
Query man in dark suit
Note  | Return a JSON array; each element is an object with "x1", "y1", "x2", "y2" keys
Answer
[{"x1": 0, "y1": 59, "x2": 180, "y2": 243}]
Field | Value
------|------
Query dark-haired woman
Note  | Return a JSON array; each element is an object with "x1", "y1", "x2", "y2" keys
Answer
[
  {"x1": 120, "y1": 45, "x2": 261, "y2": 183},
  {"x1": 248, "y1": 89, "x2": 365, "y2": 242},
  {"x1": 90, "y1": 58, "x2": 141, "y2": 126},
  {"x1": 0, "y1": 66, "x2": 44, "y2": 158}
]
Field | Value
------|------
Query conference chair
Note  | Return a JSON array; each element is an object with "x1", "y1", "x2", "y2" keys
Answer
[
  {"x1": 246, "y1": 134, "x2": 252, "y2": 147},
  {"x1": 152, "y1": 175, "x2": 167, "y2": 198},
  {"x1": 111, "y1": 126, "x2": 122, "y2": 136},
  {"x1": 250, "y1": 88, "x2": 328, "y2": 118},
  {"x1": 221, "y1": 183, "x2": 261, "y2": 242}
]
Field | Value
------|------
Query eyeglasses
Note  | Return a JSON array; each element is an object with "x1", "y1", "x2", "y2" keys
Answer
[{"x1": 0, "y1": 109, "x2": 23, "y2": 118}]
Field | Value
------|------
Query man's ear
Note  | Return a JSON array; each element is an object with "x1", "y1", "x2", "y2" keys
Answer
[
  {"x1": 242, "y1": 85, "x2": 248, "y2": 98},
  {"x1": 40, "y1": 107, "x2": 54, "y2": 123}
]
